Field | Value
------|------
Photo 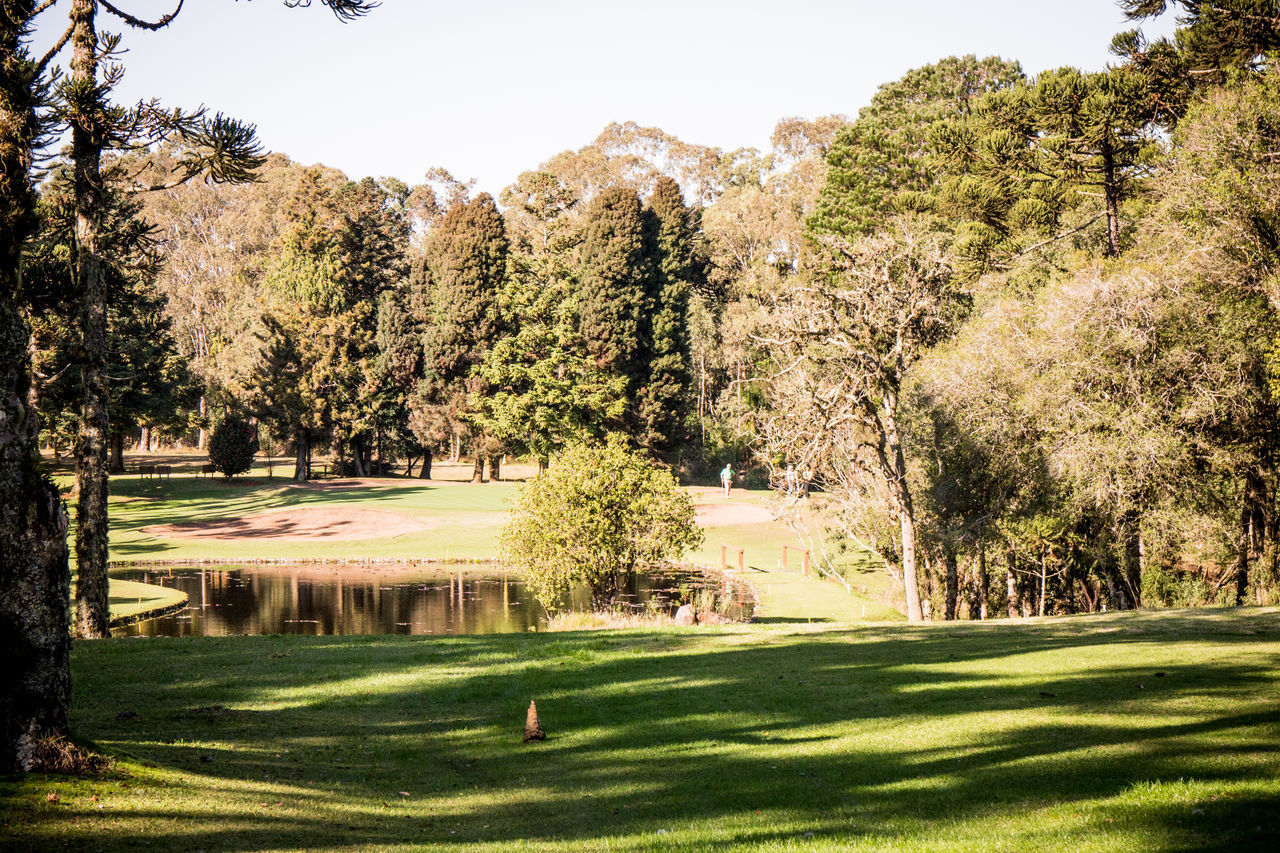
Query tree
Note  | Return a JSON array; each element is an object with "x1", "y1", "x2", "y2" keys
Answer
[
  {"x1": 809, "y1": 55, "x2": 1024, "y2": 238},
  {"x1": 413, "y1": 194, "x2": 509, "y2": 482},
  {"x1": 0, "y1": 1, "x2": 72, "y2": 774},
  {"x1": 208, "y1": 413, "x2": 258, "y2": 478},
  {"x1": 638, "y1": 176, "x2": 699, "y2": 459},
  {"x1": 502, "y1": 437, "x2": 703, "y2": 612},
  {"x1": 760, "y1": 218, "x2": 965, "y2": 621}
]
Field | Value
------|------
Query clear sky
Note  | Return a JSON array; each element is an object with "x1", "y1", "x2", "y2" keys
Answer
[{"x1": 33, "y1": 0, "x2": 1177, "y2": 195}]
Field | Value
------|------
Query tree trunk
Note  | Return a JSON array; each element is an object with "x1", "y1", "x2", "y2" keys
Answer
[
  {"x1": 0, "y1": 1, "x2": 75, "y2": 772},
  {"x1": 488, "y1": 455, "x2": 501, "y2": 482},
  {"x1": 293, "y1": 429, "x2": 310, "y2": 481},
  {"x1": 419, "y1": 448, "x2": 432, "y2": 480},
  {"x1": 108, "y1": 431, "x2": 124, "y2": 473},
  {"x1": 1038, "y1": 548, "x2": 1048, "y2": 617},
  {"x1": 883, "y1": 398, "x2": 923, "y2": 621},
  {"x1": 139, "y1": 425, "x2": 150, "y2": 453},
  {"x1": 1005, "y1": 547, "x2": 1018, "y2": 618},
  {"x1": 196, "y1": 395, "x2": 207, "y2": 451},
  {"x1": 1118, "y1": 510, "x2": 1142, "y2": 609},
  {"x1": 471, "y1": 454, "x2": 484, "y2": 484},
  {"x1": 970, "y1": 545, "x2": 988, "y2": 620},
  {"x1": 351, "y1": 435, "x2": 367, "y2": 477},
  {"x1": 1102, "y1": 139, "x2": 1121, "y2": 257},
  {"x1": 71, "y1": 0, "x2": 110, "y2": 639},
  {"x1": 943, "y1": 543, "x2": 958, "y2": 620}
]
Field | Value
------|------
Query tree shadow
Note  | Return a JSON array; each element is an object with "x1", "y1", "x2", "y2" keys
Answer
[{"x1": 12, "y1": 611, "x2": 1280, "y2": 851}]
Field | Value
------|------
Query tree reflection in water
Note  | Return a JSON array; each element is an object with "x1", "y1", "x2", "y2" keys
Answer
[{"x1": 113, "y1": 564, "x2": 747, "y2": 636}]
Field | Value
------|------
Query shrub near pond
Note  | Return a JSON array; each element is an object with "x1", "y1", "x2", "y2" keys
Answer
[{"x1": 502, "y1": 437, "x2": 703, "y2": 612}]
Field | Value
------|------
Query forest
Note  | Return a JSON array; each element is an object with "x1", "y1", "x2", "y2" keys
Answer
[{"x1": 5, "y1": 0, "x2": 1280, "y2": 771}]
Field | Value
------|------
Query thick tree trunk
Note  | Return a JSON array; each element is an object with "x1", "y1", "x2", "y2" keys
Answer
[
  {"x1": 419, "y1": 449, "x2": 432, "y2": 480},
  {"x1": 293, "y1": 429, "x2": 310, "y2": 481},
  {"x1": 0, "y1": 2, "x2": 74, "y2": 771},
  {"x1": 139, "y1": 425, "x2": 150, "y2": 453},
  {"x1": 471, "y1": 455, "x2": 484, "y2": 484},
  {"x1": 71, "y1": 0, "x2": 110, "y2": 639},
  {"x1": 489, "y1": 455, "x2": 501, "y2": 482},
  {"x1": 943, "y1": 543, "x2": 958, "y2": 620}
]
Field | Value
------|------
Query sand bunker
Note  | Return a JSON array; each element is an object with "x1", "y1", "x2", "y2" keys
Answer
[
  {"x1": 696, "y1": 503, "x2": 776, "y2": 527},
  {"x1": 143, "y1": 507, "x2": 434, "y2": 541}
]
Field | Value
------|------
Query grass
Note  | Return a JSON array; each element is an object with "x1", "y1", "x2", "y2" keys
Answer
[
  {"x1": 4, "y1": 608, "x2": 1279, "y2": 851},
  {"x1": 76, "y1": 452, "x2": 881, "y2": 623}
]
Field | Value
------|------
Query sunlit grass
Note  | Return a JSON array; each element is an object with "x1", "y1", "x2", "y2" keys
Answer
[{"x1": 4, "y1": 609, "x2": 1279, "y2": 851}]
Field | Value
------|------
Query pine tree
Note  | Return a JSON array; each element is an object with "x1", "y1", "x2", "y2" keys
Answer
[
  {"x1": 638, "y1": 177, "x2": 699, "y2": 459},
  {"x1": 578, "y1": 187, "x2": 651, "y2": 435},
  {"x1": 415, "y1": 194, "x2": 509, "y2": 482}
]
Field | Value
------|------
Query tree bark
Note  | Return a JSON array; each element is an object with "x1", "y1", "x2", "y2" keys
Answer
[
  {"x1": 419, "y1": 448, "x2": 432, "y2": 480},
  {"x1": 471, "y1": 454, "x2": 484, "y2": 484},
  {"x1": 293, "y1": 428, "x2": 310, "y2": 481},
  {"x1": 139, "y1": 425, "x2": 150, "y2": 453},
  {"x1": 488, "y1": 455, "x2": 501, "y2": 482},
  {"x1": 0, "y1": 1, "x2": 74, "y2": 771},
  {"x1": 71, "y1": 0, "x2": 111, "y2": 639},
  {"x1": 883, "y1": 397, "x2": 924, "y2": 621}
]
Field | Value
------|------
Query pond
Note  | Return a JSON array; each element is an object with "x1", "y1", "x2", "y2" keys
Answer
[{"x1": 111, "y1": 563, "x2": 752, "y2": 637}]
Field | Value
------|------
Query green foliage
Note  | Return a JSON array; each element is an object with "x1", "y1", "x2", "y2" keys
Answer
[
  {"x1": 208, "y1": 413, "x2": 259, "y2": 478},
  {"x1": 809, "y1": 55, "x2": 1024, "y2": 238},
  {"x1": 578, "y1": 187, "x2": 651, "y2": 384},
  {"x1": 501, "y1": 437, "x2": 703, "y2": 612}
]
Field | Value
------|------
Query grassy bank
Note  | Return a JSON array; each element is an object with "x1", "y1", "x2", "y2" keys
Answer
[{"x1": 4, "y1": 608, "x2": 1279, "y2": 851}]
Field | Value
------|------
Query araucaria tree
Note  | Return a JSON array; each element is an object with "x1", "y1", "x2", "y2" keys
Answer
[
  {"x1": 502, "y1": 437, "x2": 703, "y2": 612},
  {"x1": 0, "y1": 1, "x2": 71, "y2": 773},
  {"x1": 760, "y1": 218, "x2": 965, "y2": 621}
]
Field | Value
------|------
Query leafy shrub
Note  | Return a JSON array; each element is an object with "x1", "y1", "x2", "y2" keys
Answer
[
  {"x1": 208, "y1": 414, "x2": 258, "y2": 478},
  {"x1": 502, "y1": 436, "x2": 704, "y2": 612}
]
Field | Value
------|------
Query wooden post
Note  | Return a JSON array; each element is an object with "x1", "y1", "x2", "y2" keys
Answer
[
  {"x1": 720, "y1": 544, "x2": 727, "y2": 571},
  {"x1": 722, "y1": 545, "x2": 745, "y2": 572},
  {"x1": 782, "y1": 545, "x2": 811, "y2": 576}
]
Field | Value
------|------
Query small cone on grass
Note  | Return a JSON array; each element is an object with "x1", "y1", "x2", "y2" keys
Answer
[{"x1": 523, "y1": 700, "x2": 545, "y2": 742}]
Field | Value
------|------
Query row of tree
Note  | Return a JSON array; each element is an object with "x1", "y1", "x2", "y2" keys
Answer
[{"x1": 762, "y1": 1, "x2": 1280, "y2": 621}]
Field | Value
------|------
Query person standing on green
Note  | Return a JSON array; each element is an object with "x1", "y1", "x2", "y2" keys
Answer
[{"x1": 720, "y1": 463, "x2": 734, "y2": 498}]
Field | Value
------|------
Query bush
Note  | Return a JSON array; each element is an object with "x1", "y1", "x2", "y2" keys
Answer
[
  {"x1": 502, "y1": 436, "x2": 704, "y2": 612},
  {"x1": 208, "y1": 414, "x2": 258, "y2": 478}
]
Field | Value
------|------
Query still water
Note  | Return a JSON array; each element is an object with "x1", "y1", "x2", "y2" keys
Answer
[{"x1": 112, "y1": 563, "x2": 747, "y2": 637}]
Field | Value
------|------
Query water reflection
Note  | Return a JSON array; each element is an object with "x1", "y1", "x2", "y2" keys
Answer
[{"x1": 113, "y1": 563, "x2": 749, "y2": 637}]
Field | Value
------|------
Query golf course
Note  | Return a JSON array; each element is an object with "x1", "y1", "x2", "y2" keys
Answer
[{"x1": 3, "y1": 459, "x2": 1279, "y2": 851}]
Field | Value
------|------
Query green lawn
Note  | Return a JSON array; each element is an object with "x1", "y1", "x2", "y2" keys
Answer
[
  {"x1": 90, "y1": 457, "x2": 881, "y2": 623},
  {"x1": 4, "y1": 609, "x2": 1279, "y2": 851}
]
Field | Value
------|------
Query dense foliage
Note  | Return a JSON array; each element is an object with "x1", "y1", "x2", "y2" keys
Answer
[
  {"x1": 208, "y1": 414, "x2": 259, "y2": 478},
  {"x1": 501, "y1": 438, "x2": 703, "y2": 611}
]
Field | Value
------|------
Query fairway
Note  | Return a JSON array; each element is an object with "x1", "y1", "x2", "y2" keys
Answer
[{"x1": 4, "y1": 609, "x2": 1279, "y2": 851}]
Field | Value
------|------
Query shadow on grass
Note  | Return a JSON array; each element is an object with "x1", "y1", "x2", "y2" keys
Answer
[{"x1": 12, "y1": 610, "x2": 1280, "y2": 851}]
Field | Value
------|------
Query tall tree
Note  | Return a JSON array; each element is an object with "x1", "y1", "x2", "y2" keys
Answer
[
  {"x1": 578, "y1": 186, "x2": 651, "y2": 435},
  {"x1": 0, "y1": 1, "x2": 71, "y2": 774},
  {"x1": 761, "y1": 218, "x2": 965, "y2": 621},
  {"x1": 414, "y1": 193, "x2": 509, "y2": 482},
  {"x1": 637, "y1": 176, "x2": 700, "y2": 459}
]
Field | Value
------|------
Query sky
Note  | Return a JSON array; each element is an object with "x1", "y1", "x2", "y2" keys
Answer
[{"x1": 33, "y1": 0, "x2": 1178, "y2": 196}]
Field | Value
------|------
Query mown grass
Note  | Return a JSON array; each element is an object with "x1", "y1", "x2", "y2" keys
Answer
[{"x1": 3, "y1": 608, "x2": 1278, "y2": 851}]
